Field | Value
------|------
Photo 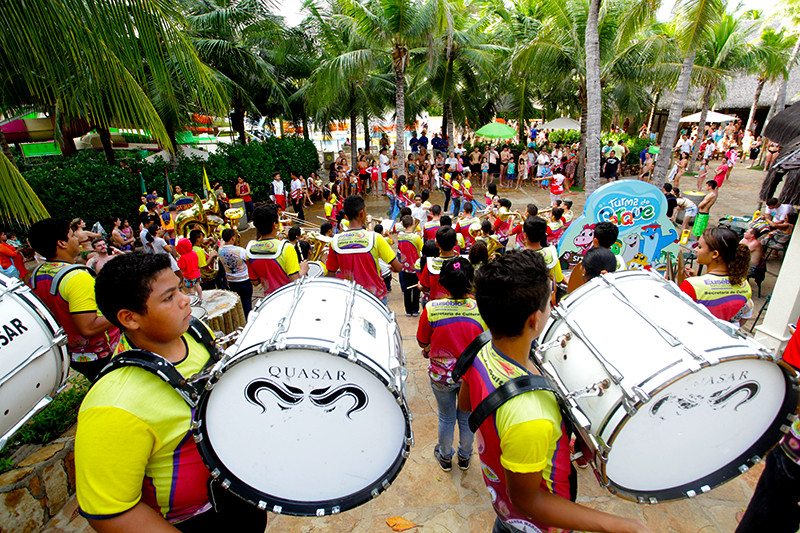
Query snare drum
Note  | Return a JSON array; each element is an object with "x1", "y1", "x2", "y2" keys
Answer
[
  {"x1": 306, "y1": 260, "x2": 325, "y2": 278},
  {"x1": 193, "y1": 277, "x2": 411, "y2": 516},
  {"x1": 0, "y1": 273, "x2": 70, "y2": 448},
  {"x1": 537, "y1": 270, "x2": 799, "y2": 503},
  {"x1": 190, "y1": 306, "x2": 207, "y2": 322}
]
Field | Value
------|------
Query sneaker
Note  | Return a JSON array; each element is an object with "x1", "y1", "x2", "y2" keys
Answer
[
  {"x1": 434, "y1": 447, "x2": 452, "y2": 472},
  {"x1": 411, "y1": 312, "x2": 419, "y2": 317},
  {"x1": 457, "y1": 454, "x2": 471, "y2": 471}
]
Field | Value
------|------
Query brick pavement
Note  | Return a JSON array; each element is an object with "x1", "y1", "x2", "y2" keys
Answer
[{"x1": 43, "y1": 161, "x2": 787, "y2": 533}]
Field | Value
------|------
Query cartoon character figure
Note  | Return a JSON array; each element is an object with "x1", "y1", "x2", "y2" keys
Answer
[
  {"x1": 640, "y1": 225, "x2": 678, "y2": 264},
  {"x1": 628, "y1": 253, "x2": 648, "y2": 270},
  {"x1": 573, "y1": 224, "x2": 596, "y2": 254},
  {"x1": 621, "y1": 233, "x2": 641, "y2": 266}
]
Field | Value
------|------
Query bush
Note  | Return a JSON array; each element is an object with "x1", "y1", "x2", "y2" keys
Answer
[
  {"x1": 601, "y1": 132, "x2": 651, "y2": 165},
  {"x1": 548, "y1": 130, "x2": 581, "y2": 145},
  {"x1": 21, "y1": 138, "x2": 319, "y2": 228}
]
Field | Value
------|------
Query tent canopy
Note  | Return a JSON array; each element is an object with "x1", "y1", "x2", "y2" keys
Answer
[
  {"x1": 475, "y1": 122, "x2": 518, "y2": 139},
  {"x1": 538, "y1": 117, "x2": 580, "y2": 131},
  {"x1": 679, "y1": 111, "x2": 738, "y2": 123}
]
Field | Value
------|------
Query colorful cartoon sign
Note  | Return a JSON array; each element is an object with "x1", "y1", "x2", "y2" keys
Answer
[{"x1": 558, "y1": 180, "x2": 679, "y2": 272}]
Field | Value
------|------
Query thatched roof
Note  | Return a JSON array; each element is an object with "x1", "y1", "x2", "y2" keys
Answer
[
  {"x1": 760, "y1": 105, "x2": 800, "y2": 205},
  {"x1": 659, "y1": 69, "x2": 800, "y2": 113}
]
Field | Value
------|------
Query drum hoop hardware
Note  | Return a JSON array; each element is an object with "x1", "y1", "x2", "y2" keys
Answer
[
  {"x1": 331, "y1": 281, "x2": 358, "y2": 359},
  {"x1": 265, "y1": 280, "x2": 306, "y2": 352},
  {"x1": 534, "y1": 333, "x2": 572, "y2": 359},
  {"x1": 0, "y1": 341, "x2": 67, "y2": 390}
]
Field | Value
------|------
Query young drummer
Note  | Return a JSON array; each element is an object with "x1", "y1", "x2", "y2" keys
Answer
[
  {"x1": 76, "y1": 253, "x2": 267, "y2": 532},
  {"x1": 459, "y1": 250, "x2": 653, "y2": 533}
]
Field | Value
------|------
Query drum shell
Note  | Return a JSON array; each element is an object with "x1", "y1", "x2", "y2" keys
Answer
[
  {"x1": 195, "y1": 278, "x2": 410, "y2": 516},
  {"x1": 538, "y1": 270, "x2": 798, "y2": 502},
  {"x1": 0, "y1": 274, "x2": 69, "y2": 447}
]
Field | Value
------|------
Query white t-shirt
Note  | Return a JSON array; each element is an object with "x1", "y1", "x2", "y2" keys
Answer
[
  {"x1": 410, "y1": 205, "x2": 427, "y2": 224},
  {"x1": 766, "y1": 204, "x2": 795, "y2": 223},
  {"x1": 537, "y1": 154, "x2": 550, "y2": 176},
  {"x1": 140, "y1": 229, "x2": 151, "y2": 252},
  {"x1": 219, "y1": 244, "x2": 249, "y2": 282},
  {"x1": 454, "y1": 147, "x2": 465, "y2": 156},
  {"x1": 152, "y1": 237, "x2": 179, "y2": 271},
  {"x1": 445, "y1": 157, "x2": 459, "y2": 170},
  {"x1": 379, "y1": 154, "x2": 390, "y2": 173},
  {"x1": 703, "y1": 143, "x2": 715, "y2": 160}
]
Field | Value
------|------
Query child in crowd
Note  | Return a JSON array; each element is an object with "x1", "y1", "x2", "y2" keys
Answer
[
  {"x1": 481, "y1": 155, "x2": 490, "y2": 189},
  {"x1": 76, "y1": 253, "x2": 267, "y2": 532},
  {"x1": 176, "y1": 237, "x2": 202, "y2": 301},
  {"x1": 417, "y1": 239, "x2": 440, "y2": 308},
  {"x1": 507, "y1": 159, "x2": 516, "y2": 188},
  {"x1": 397, "y1": 216, "x2": 423, "y2": 316},
  {"x1": 417, "y1": 257, "x2": 487, "y2": 472},
  {"x1": 420, "y1": 226, "x2": 458, "y2": 301},
  {"x1": 374, "y1": 224, "x2": 394, "y2": 293}
]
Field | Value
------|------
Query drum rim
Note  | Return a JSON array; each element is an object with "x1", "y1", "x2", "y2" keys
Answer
[
  {"x1": 597, "y1": 357, "x2": 800, "y2": 502},
  {"x1": 192, "y1": 343, "x2": 413, "y2": 516},
  {"x1": 261, "y1": 277, "x2": 394, "y2": 318}
]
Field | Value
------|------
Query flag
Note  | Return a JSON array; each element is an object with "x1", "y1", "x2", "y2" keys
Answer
[
  {"x1": 139, "y1": 171, "x2": 147, "y2": 195},
  {"x1": 202, "y1": 166, "x2": 212, "y2": 200},
  {"x1": 164, "y1": 168, "x2": 173, "y2": 204}
]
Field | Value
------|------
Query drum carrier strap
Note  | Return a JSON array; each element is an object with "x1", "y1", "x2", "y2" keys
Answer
[
  {"x1": 92, "y1": 317, "x2": 223, "y2": 408},
  {"x1": 452, "y1": 330, "x2": 573, "y2": 435},
  {"x1": 30, "y1": 263, "x2": 95, "y2": 295}
]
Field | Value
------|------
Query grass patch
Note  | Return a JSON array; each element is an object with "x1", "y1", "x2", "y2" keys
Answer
[
  {"x1": 0, "y1": 376, "x2": 89, "y2": 474},
  {"x1": 749, "y1": 165, "x2": 764, "y2": 171}
]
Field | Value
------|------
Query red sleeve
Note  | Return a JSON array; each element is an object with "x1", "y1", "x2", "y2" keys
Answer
[
  {"x1": 326, "y1": 249, "x2": 339, "y2": 274},
  {"x1": 420, "y1": 267, "x2": 430, "y2": 290},
  {"x1": 680, "y1": 280, "x2": 697, "y2": 301},
  {"x1": 416, "y1": 306, "x2": 433, "y2": 346},
  {"x1": 493, "y1": 218, "x2": 501, "y2": 231},
  {"x1": 247, "y1": 260, "x2": 259, "y2": 282},
  {"x1": 511, "y1": 224, "x2": 522, "y2": 235}
]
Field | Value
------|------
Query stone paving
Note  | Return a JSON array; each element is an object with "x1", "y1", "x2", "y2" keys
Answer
[{"x1": 42, "y1": 161, "x2": 788, "y2": 533}]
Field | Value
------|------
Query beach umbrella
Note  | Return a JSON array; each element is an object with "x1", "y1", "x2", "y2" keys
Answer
[
  {"x1": 679, "y1": 111, "x2": 738, "y2": 123},
  {"x1": 538, "y1": 117, "x2": 581, "y2": 130},
  {"x1": 475, "y1": 122, "x2": 519, "y2": 139}
]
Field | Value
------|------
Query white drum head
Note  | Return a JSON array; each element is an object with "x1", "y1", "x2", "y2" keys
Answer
[
  {"x1": 190, "y1": 306, "x2": 207, "y2": 321},
  {"x1": 195, "y1": 347, "x2": 411, "y2": 515},
  {"x1": 306, "y1": 261, "x2": 324, "y2": 278},
  {"x1": 605, "y1": 357, "x2": 790, "y2": 496}
]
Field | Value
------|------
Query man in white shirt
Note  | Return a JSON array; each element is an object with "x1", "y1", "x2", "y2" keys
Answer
[
  {"x1": 536, "y1": 151, "x2": 551, "y2": 177},
  {"x1": 676, "y1": 134, "x2": 692, "y2": 155},
  {"x1": 410, "y1": 196, "x2": 428, "y2": 226},
  {"x1": 218, "y1": 228, "x2": 253, "y2": 317},
  {"x1": 703, "y1": 136, "x2": 716, "y2": 160},
  {"x1": 379, "y1": 148, "x2": 391, "y2": 194},
  {"x1": 454, "y1": 142, "x2": 466, "y2": 157},
  {"x1": 764, "y1": 198, "x2": 796, "y2": 224},
  {"x1": 290, "y1": 171, "x2": 305, "y2": 220}
]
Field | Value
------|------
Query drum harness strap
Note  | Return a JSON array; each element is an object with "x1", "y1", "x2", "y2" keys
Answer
[
  {"x1": 452, "y1": 330, "x2": 574, "y2": 435},
  {"x1": 30, "y1": 263, "x2": 95, "y2": 294},
  {"x1": 92, "y1": 317, "x2": 224, "y2": 408}
]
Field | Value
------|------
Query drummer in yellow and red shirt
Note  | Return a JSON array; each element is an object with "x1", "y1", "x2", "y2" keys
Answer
[
  {"x1": 326, "y1": 195, "x2": 401, "y2": 305},
  {"x1": 247, "y1": 204, "x2": 308, "y2": 295},
  {"x1": 75, "y1": 252, "x2": 267, "y2": 532}
]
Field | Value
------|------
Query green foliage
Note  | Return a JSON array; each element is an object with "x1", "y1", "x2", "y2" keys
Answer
[
  {"x1": 600, "y1": 133, "x2": 650, "y2": 165},
  {"x1": 20, "y1": 138, "x2": 319, "y2": 226},
  {"x1": 0, "y1": 377, "x2": 89, "y2": 473},
  {"x1": 547, "y1": 130, "x2": 582, "y2": 145}
]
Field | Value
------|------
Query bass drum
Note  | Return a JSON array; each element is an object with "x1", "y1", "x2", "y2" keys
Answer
[
  {"x1": 193, "y1": 277, "x2": 412, "y2": 516},
  {"x1": 0, "y1": 273, "x2": 70, "y2": 448},
  {"x1": 537, "y1": 270, "x2": 799, "y2": 503}
]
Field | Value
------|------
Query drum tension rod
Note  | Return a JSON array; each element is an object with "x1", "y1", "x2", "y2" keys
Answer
[
  {"x1": 566, "y1": 379, "x2": 611, "y2": 400},
  {"x1": 535, "y1": 333, "x2": 572, "y2": 357}
]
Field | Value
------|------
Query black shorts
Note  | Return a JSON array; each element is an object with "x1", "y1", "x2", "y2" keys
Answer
[
  {"x1": 470, "y1": 163, "x2": 481, "y2": 175},
  {"x1": 489, "y1": 163, "x2": 499, "y2": 174}
]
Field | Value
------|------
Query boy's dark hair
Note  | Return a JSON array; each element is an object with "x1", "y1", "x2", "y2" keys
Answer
[
  {"x1": 221, "y1": 228, "x2": 236, "y2": 242},
  {"x1": 189, "y1": 229, "x2": 204, "y2": 245},
  {"x1": 344, "y1": 195, "x2": 366, "y2": 220},
  {"x1": 766, "y1": 197, "x2": 779, "y2": 207},
  {"x1": 523, "y1": 216, "x2": 548, "y2": 247},
  {"x1": 593, "y1": 222, "x2": 619, "y2": 248},
  {"x1": 663, "y1": 183, "x2": 673, "y2": 193},
  {"x1": 463, "y1": 202, "x2": 473, "y2": 214},
  {"x1": 401, "y1": 215, "x2": 414, "y2": 229},
  {"x1": 28, "y1": 218, "x2": 70, "y2": 259},
  {"x1": 287, "y1": 226, "x2": 302, "y2": 241},
  {"x1": 95, "y1": 252, "x2": 172, "y2": 329},
  {"x1": 474, "y1": 250, "x2": 550, "y2": 338},
  {"x1": 563, "y1": 200, "x2": 573, "y2": 209},
  {"x1": 481, "y1": 220, "x2": 492, "y2": 234},
  {"x1": 272, "y1": 172, "x2": 280, "y2": 179},
  {"x1": 92, "y1": 237, "x2": 106, "y2": 248},
  {"x1": 582, "y1": 247, "x2": 617, "y2": 281},
  {"x1": 431, "y1": 204, "x2": 442, "y2": 216},
  {"x1": 374, "y1": 224, "x2": 384, "y2": 234},
  {"x1": 421, "y1": 190, "x2": 430, "y2": 202},
  {"x1": 498, "y1": 198, "x2": 511, "y2": 209},
  {"x1": 440, "y1": 215, "x2": 452, "y2": 227},
  {"x1": 526, "y1": 203, "x2": 538, "y2": 217},
  {"x1": 551, "y1": 207, "x2": 564, "y2": 220},
  {"x1": 253, "y1": 204, "x2": 279, "y2": 235},
  {"x1": 420, "y1": 238, "x2": 439, "y2": 269},
  {"x1": 468, "y1": 240, "x2": 489, "y2": 265},
  {"x1": 298, "y1": 240, "x2": 311, "y2": 260},
  {"x1": 399, "y1": 207, "x2": 412, "y2": 218},
  {"x1": 323, "y1": 189, "x2": 330, "y2": 200},
  {"x1": 435, "y1": 226, "x2": 457, "y2": 251},
  {"x1": 439, "y1": 257, "x2": 474, "y2": 299},
  {"x1": 320, "y1": 222, "x2": 333, "y2": 235},
  {"x1": 706, "y1": 180, "x2": 717, "y2": 189}
]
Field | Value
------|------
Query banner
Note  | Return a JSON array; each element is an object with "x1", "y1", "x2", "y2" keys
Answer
[{"x1": 557, "y1": 180, "x2": 679, "y2": 272}]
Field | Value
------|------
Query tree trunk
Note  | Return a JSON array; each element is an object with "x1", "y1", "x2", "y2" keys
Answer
[
  {"x1": 584, "y1": 0, "x2": 602, "y2": 195},
  {"x1": 687, "y1": 85, "x2": 712, "y2": 173},
  {"x1": 441, "y1": 101, "x2": 448, "y2": 150},
  {"x1": 652, "y1": 50, "x2": 696, "y2": 188},
  {"x1": 363, "y1": 112, "x2": 370, "y2": 152},
  {"x1": 96, "y1": 126, "x2": 116, "y2": 165},
  {"x1": 350, "y1": 97, "x2": 358, "y2": 171},
  {"x1": 278, "y1": 117, "x2": 285, "y2": 137},
  {"x1": 167, "y1": 124, "x2": 180, "y2": 171},
  {"x1": 394, "y1": 65, "x2": 406, "y2": 173},
  {"x1": 0, "y1": 129, "x2": 16, "y2": 169},
  {"x1": 576, "y1": 101, "x2": 588, "y2": 189},
  {"x1": 744, "y1": 78, "x2": 765, "y2": 136},
  {"x1": 445, "y1": 97, "x2": 454, "y2": 155},
  {"x1": 302, "y1": 114, "x2": 310, "y2": 141},
  {"x1": 646, "y1": 92, "x2": 660, "y2": 136}
]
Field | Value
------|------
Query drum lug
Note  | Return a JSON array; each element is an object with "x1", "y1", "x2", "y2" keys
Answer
[
  {"x1": 257, "y1": 501, "x2": 267, "y2": 510},
  {"x1": 566, "y1": 379, "x2": 611, "y2": 401},
  {"x1": 632, "y1": 386, "x2": 650, "y2": 403},
  {"x1": 331, "y1": 506, "x2": 340, "y2": 514},
  {"x1": 54, "y1": 333, "x2": 68, "y2": 347},
  {"x1": 272, "y1": 505, "x2": 282, "y2": 514}
]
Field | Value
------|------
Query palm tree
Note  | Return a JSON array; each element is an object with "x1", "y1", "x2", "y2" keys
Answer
[
  {"x1": 686, "y1": 12, "x2": 757, "y2": 173},
  {"x1": 651, "y1": 0, "x2": 724, "y2": 188},
  {"x1": 585, "y1": 0, "x2": 603, "y2": 193},
  {"x1": 744, "y1": 29, "x2": 796, "y2": 136}
]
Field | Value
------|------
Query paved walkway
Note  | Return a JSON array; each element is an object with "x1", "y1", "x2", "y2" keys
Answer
[{"x1": 44, "y1": 162, "x2": 787, "y2": 532}]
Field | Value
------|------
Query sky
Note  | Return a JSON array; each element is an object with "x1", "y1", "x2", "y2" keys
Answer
[{"x1": 275, "y1": 0, "x2": 779, "y2": 28}]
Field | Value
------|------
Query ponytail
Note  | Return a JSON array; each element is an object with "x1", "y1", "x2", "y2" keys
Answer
[{"x1": 728, "y1": 244, "x2": 751, "y2": 286}]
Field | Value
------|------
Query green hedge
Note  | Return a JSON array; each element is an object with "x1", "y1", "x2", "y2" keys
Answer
[
  {"x1": 21, "y1": 138, "x2": 319, "y2": 227},
  {"x1": 601, "y1": 133, "x2": 650, "y2": 166}
]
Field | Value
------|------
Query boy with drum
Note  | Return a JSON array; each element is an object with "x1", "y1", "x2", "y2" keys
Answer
[
  {"x1": 76, "y1": 253, "x2": 267, "y2": 532},
  {"x1": 458, "y1": 250, "x2": 653, "y2": 533}
]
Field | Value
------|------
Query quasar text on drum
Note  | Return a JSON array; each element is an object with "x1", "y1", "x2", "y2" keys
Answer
[
  {"x1": 0, "y1": 318, "x2": 28, "y2": 346},
  {"x1": 264, "y1": 366, "x2": 347, "y2": 381}
]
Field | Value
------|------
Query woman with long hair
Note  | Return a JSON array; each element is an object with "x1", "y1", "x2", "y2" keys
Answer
[{"x1": 681, "y1": 226, "x2": 752, "y2": 325}]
